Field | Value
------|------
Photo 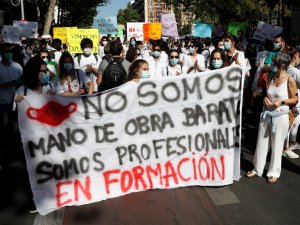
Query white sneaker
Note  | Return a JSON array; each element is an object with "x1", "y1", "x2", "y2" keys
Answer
[
  {"x1": 289, "y1": 143, "x2": 300, "y2": 151},
  {"x1": 283, "y1": 150, "x2": 299, "y2": 159}
]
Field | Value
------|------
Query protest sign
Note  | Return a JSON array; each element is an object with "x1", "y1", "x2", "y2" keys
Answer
[
  {"x1": 143, "y1": 23, "x2": 162, "y2": 41},
  {"x1": 93, "y1": 16, "x2": 118, "y2": 35},
  {"x1": 13, "y1": 20, "x2": 38, "y2": 38},
  {"x1": 127, "y1": 22, "x2": 145, "y2": 41},
  {"x1": 111, "y1": 25, "x2": 125, "y2": 38},
  {"x1": 227, "y1": 22, "x2": 247, "y2": 36},
  {"x1": 53, "y1": 27, "x2": 76, "y2": 44},
  {"x1": 160, "y1": 13, "x2": 179, "y2": 38},
  {"x1": 18, "y1": 66, "x2": 242, "y2": 215},
  {"x1": 253, "y1": 21, "x2": 283, "y2": 41},
  {"x1": 66, "y1": 29, "x2": 99, "y2": 54},
  {"x1": 2, "y1": 25, "x2": 21, "y2": 44},
  {"x1": 192, "y1": 23, "x2": 213, "y2": 38}
]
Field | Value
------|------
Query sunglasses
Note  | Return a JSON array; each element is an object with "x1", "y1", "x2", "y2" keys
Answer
[
  {"x1": 153, "y1": 49, "x2": 161, "y2": 52},
  {"x1": 41, "y1": 56, "x2": 48, "y2": 59},
  {"x1": 137, "y1": 53, "x2": 141, "y2": 56},
  {"x1": 170, "y1": 56, "x2": 179, "y2": 59}
]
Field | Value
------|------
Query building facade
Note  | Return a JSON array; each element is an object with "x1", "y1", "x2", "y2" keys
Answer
[{"x1": 131, "y1": 0, "x2": 170, "y2": 22}]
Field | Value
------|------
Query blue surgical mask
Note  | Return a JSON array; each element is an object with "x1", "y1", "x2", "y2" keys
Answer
[
  {"x1": 40, "y1": 72, "x2": 50, "y2": 84},
  {"x1": 189, "y1": 47, "x2": 195, "y2": 54},
  {"x1": 130, "y1": 40, "x2": 136, "y2": 46},
  {"x1": 274, "y1": 43, "x2": 281, "y2": 50},
  {"x1": 296, "y1": 59, "x2": 300, "y2": 66},
  {"x1": 224, "y1": 42, "x2": 231, "y2": 50},
  {"x1": 171, "y1": 47, "x2": 178, "y2": 51},
  {"x1": 141, "y1": 70, "x2": 150, "y2": 79},
  {"x1": 170, "y1": 58, "x2": 179, "y2": 65},
  {"x1": 219, "y1": 45, "x2": 225, "y2": 50},
  {"x1": 2, "y1": 52, "x2": 13, "y2": 62},
  {"x1": 212, "y1": 59, "x2": 223, "y2": 69},
  {"x1": 152, "y1": 50, "x2": 161, "y2": 58},
  {"x1": 64, "y1": 63, "x2": 73, "y2": 72}
]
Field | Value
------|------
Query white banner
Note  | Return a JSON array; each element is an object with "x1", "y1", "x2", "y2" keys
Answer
[
  {"x1": 2, "y1": 25, "x2": 21, "y2": 44},
  {"x1": 18, "y1": 67, "x2": 242, "y2": 215},
  {"x1": 253, "y1": 21, "x2": 283, "y2": 41},
  {"x1": 127, "y1": 22, "x2": 145, "y2": 41},
  {"x1": 13, "y1": 20, "x2": 38, "y2": 38}
]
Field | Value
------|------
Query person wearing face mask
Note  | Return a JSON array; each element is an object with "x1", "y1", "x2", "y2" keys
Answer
[
  {"x1": 273, "y1": 34, "x2": 289, "y2": 54},
  {"x1": 23, "y1": 46, "x2": 33, "y2": 66},
  {"x1": 55, "y1": 52, "x2": 93, "y2": 95},
  {"x1": 171, "y1": 42, "x2": 184, "y2": 64},
  {"x1": 129, "y1": 37, "x2": 137, "y2": 48},
  {"x1": 246, "y1": 53, "x2": 298, "y2": 183},
  {"x1": 38, "y1": 48, "x2": 59, "y2": 82},
  {"x1": 145, "y1": 43, "x2": 167, "y2": 78},
  {"x1": 99, "y1": 36, "x2": 109, "y2": 58},
  {"x1": 166, "y1": 50, "x2": 182, "y2": 76},
  {"x1": 223, "y1": 34, "x2": 248, "y2": 72},
  {"x1": 0, "y1": 43, "x2": 23, "y2": 171},
  {"x1": 209, "y1": 48, "x2": 226, "y2": 70},
  {"x1": 127, "y1": 59, "x2": 150, "y2": 81},
  {"x1": 182, "y1": 40, "x2": 206, "y2": 74},
  {"x1": 74, "y1": 38, "x2": 101, "y2": 93}
]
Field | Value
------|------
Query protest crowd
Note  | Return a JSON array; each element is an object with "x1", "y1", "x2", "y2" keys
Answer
[{"x1": 0, "y1": 19, "x2": 300, "y2": 214}]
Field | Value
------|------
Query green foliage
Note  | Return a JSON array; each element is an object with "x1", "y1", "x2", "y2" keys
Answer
[
  {"x1": 58, "y1": 0, "x2": 110, "y2": 27},
  {"x1": 164, "y1": 0, "x2": 294, "y2": 32},
  {"x1": 117, "y1": 4, "x2": 142, "y2": 25}
]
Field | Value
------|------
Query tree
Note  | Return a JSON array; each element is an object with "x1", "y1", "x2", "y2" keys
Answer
[
  {"x1": 117, "y1": 4, "x2": 142, "y2": 25},
  {"x1": 43, "y1": 0, "x2": 57, "y2": 35},
  {"x1": 57, "y1": 0, "x2": 110, "y2": 27}
]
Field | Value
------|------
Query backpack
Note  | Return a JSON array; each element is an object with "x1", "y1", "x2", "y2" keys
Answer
[{"x1": 99, "y1": 57, "x2": 127, "y2": 92}]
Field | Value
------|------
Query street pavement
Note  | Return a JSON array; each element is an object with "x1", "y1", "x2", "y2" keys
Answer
[{"x1": 0, "y1": 111, "x2": 300, "y2": 225}]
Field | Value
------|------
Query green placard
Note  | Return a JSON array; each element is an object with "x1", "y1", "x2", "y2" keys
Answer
[{"x1": 228, "y1": 22, "x2": 247, "y2": 36}]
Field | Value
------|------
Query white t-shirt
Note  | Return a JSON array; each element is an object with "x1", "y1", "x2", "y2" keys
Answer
[
  {"x1": 54, "y1": 51, "x2": 62, "y2": 64},
  {"x1": 182, "y1": 54, "x2": 206, "y2": 73},
  {"x1": 166, "y1": 65, "x2": 182, "y2": 77},
  {"x1": 54, "y1": 70, "x2": 91, "y2": 95},
  {"x1": 0, "y1": 61, "x2": 23, "y2": 104},
  {"x1": 145, "y1": 56, "x2": 167, "y2": 78},
  {"x1": 13, "y1": 83, "x2": 53, "y2": 110},
  {"x1": 74, "y1": 54, "x2": 101, "y2": 92}
]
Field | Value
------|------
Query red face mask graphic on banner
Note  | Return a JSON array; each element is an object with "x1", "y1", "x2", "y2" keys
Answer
[{"x1": 26, "y1": 101, "x2": 77, "y2": 126}]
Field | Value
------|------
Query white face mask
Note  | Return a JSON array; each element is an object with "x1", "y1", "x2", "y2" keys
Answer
[
  {"x1": 83, "y1": 48, "x2": 92, "y2": 55},
  {"x1": 102, "y1": 41, "x2": 108, "y2": 46}
]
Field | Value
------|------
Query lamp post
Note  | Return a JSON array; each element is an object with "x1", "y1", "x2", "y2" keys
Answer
[{"x1": 21, "y1": 0, "x2": 25, "y2": 20}]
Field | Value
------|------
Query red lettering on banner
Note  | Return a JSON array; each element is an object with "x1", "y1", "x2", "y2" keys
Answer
[
  {"x1": 120, "y1": 170, "x2": 133, "y2": 193},
  {"x1": 102, "y1": 155, "x2": 226, "y2": 196},
  {"x1": 198, "y1": 157, "x2": 210, "y2": 180},
  {"x1": 163, "y1": 161, "x2": 179, "y2": 187},
  {"x1": 177, "y1": 157, "x2": 191, "y2": 182},
  {"x1": 56, "y1": 181, "x2": 72, "y2": 208},
  {"x1": 56, "y1": 176, "x2": 92, "y2": 208},
  {"x1": 146, "y1": 163, "x2": 163, "y2": 189},
  {"x1": 211, "y1": 155, "x2": 225, "y2": 180},
  {"x1": 103, "y1": 169, "x2": 121, "y2": 194},
  {"x1": 132, "y1": 166, "x2": 147, "y2": 190},
  {"x1": 74, "y1": 176, "x2": 92, "y2": 201}
]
